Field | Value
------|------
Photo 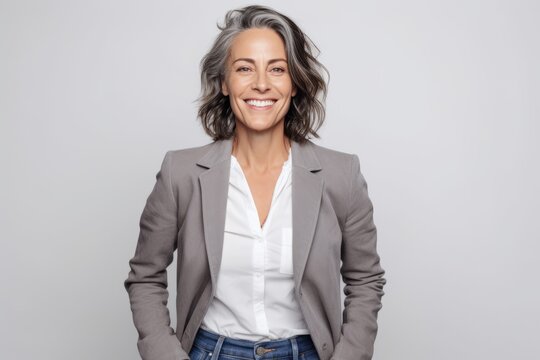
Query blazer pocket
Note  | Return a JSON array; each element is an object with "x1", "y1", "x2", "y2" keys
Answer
[{"x1": 280, "y1": 227, "x2": 294, "y2": 275}]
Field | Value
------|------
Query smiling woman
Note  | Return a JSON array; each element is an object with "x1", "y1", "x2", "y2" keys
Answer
[
  {"x1": 197, "y1": 6, "x2": 328, "y2": 143},
  {"x1": 124, "y1": 5, "x2": 386, "y2": 360},
  {"x1": 221, "y1": 28, "x2": 297, "y2": 140}
]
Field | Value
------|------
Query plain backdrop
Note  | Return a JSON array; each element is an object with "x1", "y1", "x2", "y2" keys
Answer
[{"x1": 1, "y1": 0, "x2": 539, "y2": 359}]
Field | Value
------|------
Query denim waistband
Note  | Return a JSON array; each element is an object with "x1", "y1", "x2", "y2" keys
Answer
[{"x1": 192, "y1": 327, "x2": 317, "y2": 359}]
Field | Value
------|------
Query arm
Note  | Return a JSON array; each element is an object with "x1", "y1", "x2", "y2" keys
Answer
[
  {"x1": 331, "y1": 154, "x2": 386, "y2": 360},
  {"x1": 124, "y1": 151, "x2": 189, "y2": 360}
]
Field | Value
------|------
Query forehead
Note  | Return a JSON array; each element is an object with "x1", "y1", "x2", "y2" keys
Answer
[{"x1": 229, "y1": 28, "x2": 287, "y2": 59}]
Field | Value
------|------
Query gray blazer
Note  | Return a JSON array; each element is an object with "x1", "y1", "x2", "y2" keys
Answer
[{"x1": 124, "y1": 138, "x2": 386, "y2": 360}]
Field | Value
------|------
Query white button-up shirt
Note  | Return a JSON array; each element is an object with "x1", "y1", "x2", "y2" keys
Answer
[{"x1": 200, "y1": 147, "x2": 310, "y2": 340}]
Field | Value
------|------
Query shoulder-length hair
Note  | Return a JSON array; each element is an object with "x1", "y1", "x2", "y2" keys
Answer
[{"x1": 197, "y1": 5, "x2": 329, "y2": 143}]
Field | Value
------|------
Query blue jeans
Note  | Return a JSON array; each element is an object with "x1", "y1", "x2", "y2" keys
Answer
[{"x1": 189, "y1": 327, "x2": 320, "y2": 360}]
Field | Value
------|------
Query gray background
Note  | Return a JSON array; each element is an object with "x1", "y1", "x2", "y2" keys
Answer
[{"x1": 1, "y1": 0, "x2": 539, "y2": 359}]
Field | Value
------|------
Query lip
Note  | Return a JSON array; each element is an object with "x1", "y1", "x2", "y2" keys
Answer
[{"x1": 244, "y1": 99, "x2": 276, "y2": 110}]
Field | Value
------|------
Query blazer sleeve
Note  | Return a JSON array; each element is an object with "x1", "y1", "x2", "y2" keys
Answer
[
  {"x1": 124, "y1": 151, "x2": 189, "y2": 360},
  {"x1": 331, "y1": 154, "x2": 386, "y2": 360}
]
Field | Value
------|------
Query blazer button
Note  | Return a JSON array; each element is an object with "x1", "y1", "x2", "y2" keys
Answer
[{"x1": 322, "y1": 343, "x2": 327, "y2": 350}]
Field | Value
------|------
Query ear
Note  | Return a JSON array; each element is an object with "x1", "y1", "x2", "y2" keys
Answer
[
  {"x1": 221, "y1": 77, "x2": 229, "y2": 96},
  {"x1": 292, "y1": 85, "x2": 297, "y2": 97}
]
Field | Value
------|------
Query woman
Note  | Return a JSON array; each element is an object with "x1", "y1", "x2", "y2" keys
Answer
[{"x1": 124, "y1": 5, "x2": 385, "y2": 360}]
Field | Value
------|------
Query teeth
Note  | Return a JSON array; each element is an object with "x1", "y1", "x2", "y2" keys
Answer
[{"x1": 246, "y1": 99, "x2": 275, "y2": 107}]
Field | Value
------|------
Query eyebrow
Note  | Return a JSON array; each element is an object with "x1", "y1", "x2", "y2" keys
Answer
[{"x1": 232, "y1": 58, "x2": 288, "y2": 65}]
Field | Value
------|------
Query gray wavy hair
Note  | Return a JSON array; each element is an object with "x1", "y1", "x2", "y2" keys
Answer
[{"x1": 197, "y1": 5, "x2": 329, "y2": 143}]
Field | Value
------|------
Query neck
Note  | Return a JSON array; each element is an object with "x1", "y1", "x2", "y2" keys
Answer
[{"x1": 231, "y1": 130, "x2": 291, "y2": 173}]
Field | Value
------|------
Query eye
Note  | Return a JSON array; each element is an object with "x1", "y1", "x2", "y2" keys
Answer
[
  {"x1": 236, "y1": 66, "x2": 251, "y2": 72},
  {"x1": 271, "y1": 67, "x2": 286, "y2": 73}
]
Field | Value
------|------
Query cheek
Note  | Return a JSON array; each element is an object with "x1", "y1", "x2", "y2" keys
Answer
[
  {"x1": 230, "y1": 97, "x2": 243, "y2": 113},
  {"x1": 277, "y1": 80, "x2": 294, "y2": 95},
  {"x1": 281, "y1": 98, "x2": 293, "y2": 113},
  {"x1": 227, "y1": 76, "x2": 250, "y2": 92}
]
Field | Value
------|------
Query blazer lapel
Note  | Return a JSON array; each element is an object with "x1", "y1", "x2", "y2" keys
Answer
[
  {"x1": 197, "y1": 138, "x2": 233, "y2": 295},
  {"x1": 196, "y1": 138, "x2": 323, "y2": 294},
  {"x1": 290, "y1": 140, "x2": 323, "y2": 290}
]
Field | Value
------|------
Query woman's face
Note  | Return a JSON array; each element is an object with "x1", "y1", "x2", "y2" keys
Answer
[{"x1": 221, "y1": 27, "x2": 297, "y2": 134}]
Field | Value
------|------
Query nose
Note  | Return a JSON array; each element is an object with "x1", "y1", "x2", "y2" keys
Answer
[{"x1": 252, "y1": 71, "x2": 270, "y2": 92}]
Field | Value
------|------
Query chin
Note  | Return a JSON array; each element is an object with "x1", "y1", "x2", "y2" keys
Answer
[{"x1": 240, "y1": 118, "x2": 280, "y2": 131}]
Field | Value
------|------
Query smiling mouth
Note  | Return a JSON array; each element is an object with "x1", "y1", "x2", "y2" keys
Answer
[{"x1": 244, "y1": 99, "x2": 276, "y2": 109}]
